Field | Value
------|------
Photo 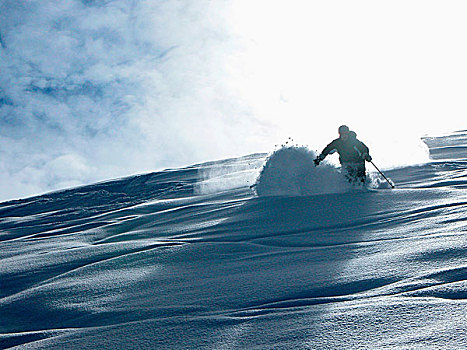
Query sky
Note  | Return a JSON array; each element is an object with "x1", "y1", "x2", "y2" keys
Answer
[{"x1": 1, "y1": 0, "x2": 466, "y2": 201}]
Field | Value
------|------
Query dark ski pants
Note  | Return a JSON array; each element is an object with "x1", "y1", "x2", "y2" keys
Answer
[{"x1": 342, "y1": 162, "x2": 366, "y2": 183}]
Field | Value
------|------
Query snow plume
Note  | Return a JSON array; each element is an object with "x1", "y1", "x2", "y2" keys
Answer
[
  {"x1": 255, "y1": 146, "x2": 352, "y2": 197},
  {"x1": 194, "y1": 155, "x2": 265, "y2": 195}
]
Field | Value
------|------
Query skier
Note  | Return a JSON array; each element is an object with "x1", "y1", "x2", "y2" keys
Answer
[{"x1": 314, "y1": 125, "x2": 372, "y2": 183}]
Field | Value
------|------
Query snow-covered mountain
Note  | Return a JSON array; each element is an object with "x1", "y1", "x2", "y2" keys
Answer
[{"x1": 1, "y1": 132, "x2": 466, "y2": 349}]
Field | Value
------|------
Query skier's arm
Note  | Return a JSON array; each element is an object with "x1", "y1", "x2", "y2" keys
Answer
[
  {"x1": 314, "y1": 140, "x2": 337, "y2": 165},
  {"x1": 357, "y1": 141, "x2": 372, "y2": 161},
  {"x1": 321, "y1": 141, "x2": 338, "y2": 158}
]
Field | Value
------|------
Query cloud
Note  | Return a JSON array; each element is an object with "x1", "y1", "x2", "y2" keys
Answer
[{"x1": 0, "y1": 0, "x2": 276, "y2": 201}]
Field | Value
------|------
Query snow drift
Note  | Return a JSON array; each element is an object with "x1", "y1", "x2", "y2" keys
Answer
[{"x1": 0, "y1": 132, "x2": 466, "y2": 349}]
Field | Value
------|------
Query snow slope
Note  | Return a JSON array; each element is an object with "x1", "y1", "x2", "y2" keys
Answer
[{"x1": 1, "y1": 132, "x2": 466, "y2": 349}]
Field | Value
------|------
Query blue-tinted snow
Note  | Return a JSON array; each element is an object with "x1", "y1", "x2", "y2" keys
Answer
[{"x1": 0, "y1": 133, "x2": 466, "y2": 349}]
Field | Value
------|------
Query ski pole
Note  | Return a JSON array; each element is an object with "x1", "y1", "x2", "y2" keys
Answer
[{"x1": 370, "y1": 161, "x2": 395, "y2": 189}]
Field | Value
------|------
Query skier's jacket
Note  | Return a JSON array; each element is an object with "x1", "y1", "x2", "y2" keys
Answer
[{"x1": 321, "y1": 136, "x2": 369, "y2": 165}]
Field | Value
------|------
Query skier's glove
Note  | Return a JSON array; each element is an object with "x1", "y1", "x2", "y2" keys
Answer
[
  {"x1": 314, "y1": 154, "x2": 325, "y2": 166},
  {"x1": 363, "y1": 153, "x2": 372, "y2": 162}
]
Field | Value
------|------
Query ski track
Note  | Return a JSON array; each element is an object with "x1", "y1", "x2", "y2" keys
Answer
[{"x1": 0, "y1": 137, "x2": 467, "y2": 349}]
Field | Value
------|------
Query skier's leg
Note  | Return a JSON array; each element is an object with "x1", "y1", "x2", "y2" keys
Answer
[
  {"x1": 356, "y1": 163, "x2": 366, "y2": 183},
  {"x1": 343, "y1": 163, "x2": 357, "y2": 183},
  {"x1": 343, "y1": 162, "x2": 366, "y2": 184}
]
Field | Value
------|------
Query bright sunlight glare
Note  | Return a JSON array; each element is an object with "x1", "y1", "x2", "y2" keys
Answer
[{"x1": 228, "y1": 0, "x2": 467, "y2": 166}]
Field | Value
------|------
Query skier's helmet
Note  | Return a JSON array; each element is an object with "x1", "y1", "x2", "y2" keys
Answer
[{"x1": 338, "y1": 125, "x2": 350, "y2": 135}]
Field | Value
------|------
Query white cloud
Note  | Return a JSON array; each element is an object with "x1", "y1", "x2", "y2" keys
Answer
[{"x1": 0, "y1": 0, "x2": 276, "y2": 201}]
